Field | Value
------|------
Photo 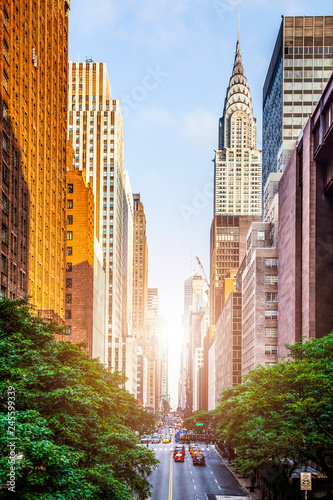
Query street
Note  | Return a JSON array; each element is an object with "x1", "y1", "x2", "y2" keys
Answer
[{"x1": 147, "y1": 439, "x2": 248, "y2": 500}]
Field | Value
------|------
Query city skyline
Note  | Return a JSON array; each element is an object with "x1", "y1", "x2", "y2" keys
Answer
[{"x1": 68, "y1": 1, "x2": 331, "y2": 406}]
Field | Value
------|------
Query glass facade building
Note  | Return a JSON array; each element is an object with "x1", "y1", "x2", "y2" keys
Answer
[{"x1": 262, "y1": 16, "x2": 333, "y2": 194}]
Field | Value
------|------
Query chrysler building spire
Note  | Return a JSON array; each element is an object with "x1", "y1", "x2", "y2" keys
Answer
[{"x1": 214, "y1": 28, "x2": 262, "y2": 217}]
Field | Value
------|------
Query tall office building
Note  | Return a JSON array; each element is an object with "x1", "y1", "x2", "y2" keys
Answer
[
  {"x1": 214, "y1": 33, "x2": 262, "y2": 216},
  {"x1": 132, "y1": 194, "x2": 148, "y2": 339},
  {"x1": 122, "y1": 171, "x2": 134, "y2": 341},
  {"x1": 262, "y1": 16, "x2": 333, "y2": 192},
  {"x1": 122, "y1": 171, "x2": 137, "y2": 395},
  {"x1": 159, "y1": 318, "x2": 169, "y2": 406},
  {"x1": 1, "y1": 1, "x2": 70, "y2": 316},
  {"x1": 180, "y1": 275, "x2": 205, "y2": 412},
  {"x1": 210, "y1": 214, "x2": 260, "y2": 324},
  {"x1": 146, "y1": 288, "x2": 161, "y2": 411},
  {"x1": 68, "y1": 61, "x2": 124, "y2": 370},
  {"x1": 65, "y1": 163, "x2": 107, "y2": 363},
  {"x1": 211, "y1": 33, "x2": 262, "y2": 324},
  {"x1": 132, "y1": 194, "x2": 151, "y2": 406}
]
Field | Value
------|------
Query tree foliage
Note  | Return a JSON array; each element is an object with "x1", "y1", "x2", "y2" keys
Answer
[
  {"x1": 0, "y1": 298, "x2": 158, "y2": 499},
  {"x1": 184, "y1": 410, "x2": 211, "y2": 429},
  {"x1": 214, "y1": 334, "x2": 333, "y2": 480}
]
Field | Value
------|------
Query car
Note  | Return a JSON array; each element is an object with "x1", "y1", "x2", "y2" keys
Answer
[
  {"x1": 151, "y1": 435, "x2": 161, "y2": 444},
  {"x1": 162, "y1": 436, "x2": 171, "y2": 443},
  {"x1": 140, "y1": 436, "x2": 149, "y2": 444},
  {"x1": 189, "y1": 446, "x2": 200, "y2": 456},
  {"x1": 174, "y1": 444, "x2": 185, "y2": 456},
  {"x1": 174, "y1": 452, "x2": 185, "y2": 462},
  {"x1": 193, "y1": 453, "x2": 205, "y2": 466}
]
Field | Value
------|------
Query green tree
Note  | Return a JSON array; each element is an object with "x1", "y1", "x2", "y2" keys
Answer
[
  {"x1": 184, "y1": 410, "x2": 211, "y2": 429},
  {"x1": 214, "y1": 334, "x2": 333, "y2": 483},
  {"x1": 0, "y1": 298, "x2": 158, "y2": 499}
]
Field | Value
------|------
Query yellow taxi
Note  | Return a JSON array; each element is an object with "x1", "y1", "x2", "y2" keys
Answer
[
  {"x1": 189, "y1": 445, "x2": 201, "y2": 457},
  {"x1": 162, "y1": 436, "x2": 171, "y2": 444}
]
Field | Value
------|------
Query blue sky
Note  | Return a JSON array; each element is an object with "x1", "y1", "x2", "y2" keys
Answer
[{"x1": 69, "y1": 1, "x2": 332, "y2": 405}]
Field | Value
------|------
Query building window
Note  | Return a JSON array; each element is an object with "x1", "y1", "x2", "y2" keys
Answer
[
  {"x1": 265, "y1": 292, "x2": 278, "y2": 302},
  {"x1": 3, "y1": 8, "x2": 9, "y2": 31},
  {"x1": 66, "y1": 326, "x2": 71, "y2": 334},
  {"x1": 67, "y1": 215, "x2": 73, "y2": 225},
  {"x1": 264, "y1": 275, "x2": 278, "y2": 285},
  {"x1": 65, "y1": 310, "x2": 72, "y2": 320},
  {"x1": 67, "y1": 199, "x2": 73, "y2": 209},
  {"x1": 257, "y1": 231, "x2": 265, "y2": 241},
  {"x1": 66, "y1": 278, "x2": 72, "y2": 288},
  {"x1": 265, "y1": 310, "x2": 278, "y2": 320},
  {"x1": 265, "y1": 345, "x2": 278, "y2": 356},
  {"x1": 67, "y1": 231, "x2": 73, "y2": 240},
  {"x1": 2, "y1": 162, "x2": 8, "y2": 185},
  {"x1": 66, "y1": 294, "x2": 72, "y2": 304},
  {"x1": 3, "y1": 70, "x2": 8, "y2": 92},
  {"x1": 66, "y1": 262, "x2": 72, "y2": 272},
  {"x1": 67, "y1": 247, "x2": 72, "y2": 256},
  {"x1": 265, "y1": 258, "x2": 278, "y2": 267},
  {"x1": 1, "y1": 254, "x2": 7, "y2": 274},
  {"x1": 2, "y1": 225, "x2": 7, "y2": 245},
  {"x1": 2, "y1": 193, "x2": 7, "y2": 214},
  {"x1": 3, "y1": 101, "x2": 8, "y2": 122},
  {"x1": 3, "y1": 133, "x2": 8, "y2": 154},
  {"x1": 67, "y1": 183, "x2": 73, "y2": 193},
  {"x1": 265, "y1": 328, "x2": 277, "y2": 338},
  {"x1": 3, "y1": 39, "x2": 9, "y2": 61}
]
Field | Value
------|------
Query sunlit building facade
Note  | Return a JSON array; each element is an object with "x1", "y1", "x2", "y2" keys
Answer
[
  {"x1": 211, "y1": 34, "x2": 262, "y2": 325},
  {"x1": 68, "y1": 61, "x2": 124, "y2": 370},
  {"x1": 1, "y1": 1, "x2": 70, "y2": 316}
]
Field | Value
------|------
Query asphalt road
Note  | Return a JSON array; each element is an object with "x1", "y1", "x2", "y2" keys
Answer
[{"x1": 147, "y1": 439, "x2": 248, "y2": 500}]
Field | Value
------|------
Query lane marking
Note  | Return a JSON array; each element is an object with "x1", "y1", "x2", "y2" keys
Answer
[{"x1": 168, "y1": 448, "x2": 173, "y2": 500}]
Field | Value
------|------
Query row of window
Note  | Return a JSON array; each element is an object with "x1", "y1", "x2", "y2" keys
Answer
[
  {"x1": 284, "y1": 46, "x2": 333, "y2": 56},
  {"x1": 284, "y1": 70, "x2": 332, "y2": 79}
]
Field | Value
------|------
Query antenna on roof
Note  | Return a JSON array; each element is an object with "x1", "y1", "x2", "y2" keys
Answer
[{"x1": 238, "y1": 7, "x2": 240, "y2": 42}]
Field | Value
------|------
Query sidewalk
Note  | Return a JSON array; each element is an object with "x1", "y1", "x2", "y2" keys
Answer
[{"x1": 214, "y1": 446, "x2": 262, "y2": 500}]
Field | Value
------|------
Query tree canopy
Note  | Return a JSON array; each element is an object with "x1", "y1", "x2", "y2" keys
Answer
[
  {"x1": 0, "y1": 298, "x2": 158, "y2": 499},
  {"x1": 184, "y1": 410, "x2": 211, "y2": 429},
  {"x1": 214, "y1": 334, "x2": 333, "y2": 481}
]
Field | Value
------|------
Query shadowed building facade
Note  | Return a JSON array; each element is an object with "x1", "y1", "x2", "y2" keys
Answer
[{"x1": 278, "y1": 73, "x2": 333, "y2": 358}]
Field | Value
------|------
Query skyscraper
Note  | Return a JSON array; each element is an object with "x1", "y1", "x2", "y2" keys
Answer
[
  {"x1": 214, "y1": 33, "x2": 262, "y2": 217},
  {"x1": 180, "y1": 275, "x2": 205, "y2": 412},
  {"x1": 1, "y1": 1, "x2": 70, "y2": 316},
  {"x1": 211, "y1": 32, "x2": 261, "y2": 324},
  {"x1": 132, "y1": 194, "x2": 148, "y2": 339},
  {"x1": 262, "y1": 16, "x2": 333, "y2": 192},
  {"x1": 68, "y1": 61, "x2": 124, "y2": 370}
]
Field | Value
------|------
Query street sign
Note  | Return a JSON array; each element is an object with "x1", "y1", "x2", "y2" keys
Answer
[
  {"x1": 195, "y1": 423, "x2": 203, "y2": 426},
  {"x1": 300, "y1": 472, "x2": 312, "y2": 491}
]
